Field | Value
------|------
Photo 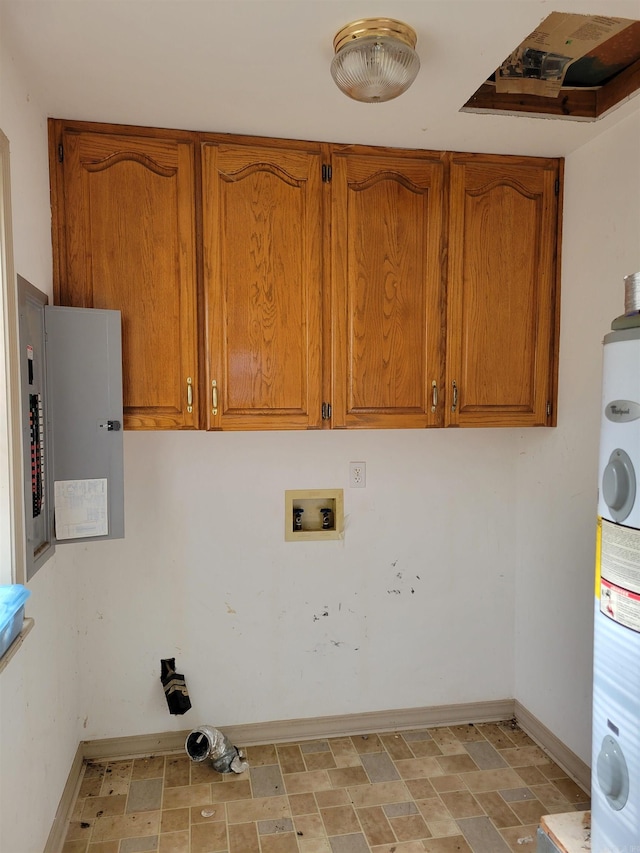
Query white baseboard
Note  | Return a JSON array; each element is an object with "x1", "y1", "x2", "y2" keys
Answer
[
  {"x1": 514, "y1": 699, "x2": 591, "y2": 794},
  {"x1": 43, "y1": 742, "x2": 83, "y2": 853},
  {"x1": 82, "y1": 698, "x2": 516, "y2": 760},
  {"x1": 51, "y1": 698, "x2": 591, "y2": 851}
]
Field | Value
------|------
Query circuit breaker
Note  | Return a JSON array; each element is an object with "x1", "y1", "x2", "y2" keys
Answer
[{"x1": 18, "y1": 276, "x2": 124, "y2": 579}]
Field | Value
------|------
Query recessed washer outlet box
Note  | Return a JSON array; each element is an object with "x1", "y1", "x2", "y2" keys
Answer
[{"x1": 285, "y1": 489, "x2": 344, "y2": 541}]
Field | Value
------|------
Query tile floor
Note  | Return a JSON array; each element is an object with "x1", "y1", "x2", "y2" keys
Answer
[{"x1": 61, "y1": 719, "x2": 590, "y2": 853}]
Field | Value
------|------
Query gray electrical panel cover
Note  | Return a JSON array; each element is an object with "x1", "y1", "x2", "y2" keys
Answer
[{"x1": 18, "y1": 276, "x2": 124, "y2": 580}]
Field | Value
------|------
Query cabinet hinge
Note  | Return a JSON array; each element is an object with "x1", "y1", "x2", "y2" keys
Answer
[
  {"x1": 322, "y1": 164, "x2": 332, "y2": 183},
  {"x1": 546, "y1": 401, "x2": 552, "y2": 417},
  {"x1": 322, "y1": 402, "x2": 332, "y2": 420},
  {"x1": 554, "y1": 177, "x2": 560, "y2": 195},
  {"x1": 58, "y1": 143, "x2": 64, "y2": 164}
]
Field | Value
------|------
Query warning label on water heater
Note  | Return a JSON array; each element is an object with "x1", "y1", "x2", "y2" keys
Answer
[{"x1": 600, "y1": 518, "x2": 640, "y2": 632}]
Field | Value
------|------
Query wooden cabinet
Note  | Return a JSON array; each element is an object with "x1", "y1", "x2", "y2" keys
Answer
[
  {"x1": 201, "y1": 139, "x2": 324, "y2": 430},
  {"x1": 48, "y1": 120, "x2": 562, "y2": 431},
  {"x1": 330, "y1": 149, "x2": 446, "y2": 428},
  {"x1": 49, "y1": 121, "x2": 199, "y2": 430},
  {"x1": 446, "y1": 154, "x2": 561, "y2": 427}
]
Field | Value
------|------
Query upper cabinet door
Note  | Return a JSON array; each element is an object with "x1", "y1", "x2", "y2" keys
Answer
[
  {"x1": 201, "y1": 141, "x2": 324, "y2": 430},
  {"x1": 331, "y1": 151, "x2": 446, "y2": 428},
  {"x1": 446, "y1": 154, "x2": 561, "y2": 427},
  {"x1": 50, "y1": 122, "x2": 199, "y2": 429}
]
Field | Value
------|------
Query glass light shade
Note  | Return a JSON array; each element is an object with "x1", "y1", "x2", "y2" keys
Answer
[{"x1": 331, "y1": 20, "x2": 420, "y2": 103}]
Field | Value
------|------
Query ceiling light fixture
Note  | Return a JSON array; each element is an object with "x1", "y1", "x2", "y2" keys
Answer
[{"x1": 330, "y1": 18, "x2": 420, "y2": 103}]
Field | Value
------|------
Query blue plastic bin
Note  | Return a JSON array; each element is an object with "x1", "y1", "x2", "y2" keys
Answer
[{"x1": 0, "y1": 584, "x2": 31, "y2": 660}]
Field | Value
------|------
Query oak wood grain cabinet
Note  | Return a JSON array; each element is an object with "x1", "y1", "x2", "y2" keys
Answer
[
  {"x1": 446, "y1": 153, "x2": 561, "y2": 427},
  {"x1": 49, "y1": 120, "x2": 199, "y2": 430},
  {"x1": 201, "y1": 139, "x2": 324, "y2": 430},
  {"x1": 48, "y1": 120, "x2": 562, "y2": 431},
  {"x1": 330, "y1": 148, "x2": 446, "y2": 429}
]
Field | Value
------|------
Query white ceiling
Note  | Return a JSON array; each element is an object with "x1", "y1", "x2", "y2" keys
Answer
[{"x1": 2, "y1": 0, "x2": 640, "y2": 157}]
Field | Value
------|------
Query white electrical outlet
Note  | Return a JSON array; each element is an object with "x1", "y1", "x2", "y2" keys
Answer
[{"x1": 349, "y1": 461, "x2": 366, "y2": 488}]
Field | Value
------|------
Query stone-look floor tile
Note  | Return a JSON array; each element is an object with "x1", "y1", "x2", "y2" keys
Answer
[
  {"x1": 294, "y1": 812, "x2": 326, "y2": 838},
  {"x1": 515, "y1": 765, "x2": 548, "y2": 786},
  {"x1": 284, "y1": 770, "x2": 333, "y2": 794},
  {"x1": 328, "y1": 766, "x2": 369, "y2": 788},
  {"x1": 191, "y1": 819, "x2": 228, "y2": 852},
  {"x1": 278, "y1": 744, "x2": 307, "y2": 774},
  {"x1": 302, "y1": 740, "x2": 331, "y2": 753},
  {"x1": 246, "y1": 743, "x2": 278, "y2": 765},
  {"x1": 394, "y1": 757, "x2": 443, "y2": 779},
  {"x1": 79, "y1": 776, "x2": 103, "y2": 798},
  {"x1": 380, "y1": 734, "x2": 414, "y2": 761},
  {"x1": 414, "y1": 798, "x2": 451, "y2": 823},
  {"x1": 369, "y1": 844, "x2": 426, "y2": 853},
  {"x1": 429, "y1": 775, "x2": 465, "y2": 793},
  {"x1": 356, "y1": 805, "x2": 396, "y2": 846},
  {"x1": 383, "y1": 801, "x2": 418, "y2": 817},
  {"x1": 160, "y1": 808, "x2": 189, "y2": 833},
  {"x1": 360, "y1": 752, "x2": 400, "y2": 784},
  {"x1": 473, "y1": 791, "x2": 520, "y2": 828},
  {"x1": 498, "y1": 725, "x2": 535, "y2": 748},
  {"x1": 422, "y1": 836, "x2": 473, "y2": 852},
  {"x1": 407, "y1": 740, "x2": 443, "y2": 758},
  {"x1": 62, "y1": 842, "x2": 90, "y2": 853},
  {"x1": 463, "y1": 768, "x2": 526, "y2": 793},
  {"x1": 551, "y1": 777, "x2": 590, "y2": 803},
  {"x1": 316, "y1": 789, "x2": 351, "y2": 808},
  {"x1": 84, "y1": 761, "x2": 107, "y2": 779},
  {"x1": 328, "y1": 833, "x2": 370, "y2": 852},
  {"x1": 320, "y1": 804, "x2": 361, "y2": 836},
  {"x1": 190, "y1": 761, "x2": 220, "y2": 785},
  {"x1": 81, "y1": 794, "x2": 127, "y2": 819},
  {"x1": 131, "y1": 757, "x2": 165, "y2": 780},
  {"x1": 403, "y1": 730, "x2": 434, "y2": 743},
  {"x1": 404, "y1": 778, "x2": 437, "y2": 800},
  {"x1": 349, "y1": 780, "x2": 411, "y2": 808},
  {"x1": 191, "y1": 804, "x2": 225, "y2": 824},
  {"x1": 260, "y1": 832, "x2": 302, "y2": 853},
  {"x1": 531, "y1": 782, "x2": 574, "y2": 810},
  {"x1": 435, "y1": 755, "x2": 479, "y2": 775},
  {"x1": 351, "y1": 735, "x2": 384, "y2": 754},
  {"x1": 209, "y1": 778, "x2": 251, "y2": 803},
  {"x1": 329, "y1": 737, "x2": 362, "y2": 768},
  {"x1": 387, "y1": 812, "x2": 431, "y2": 841},
  {"x1": 87, "y1": 842, "x2": 120, "y2": 853},
  {"x1": 250, "y1": 764, "x2": 285, "y2": 798},
  {"x1": 508, "y1": 797, "x2": 548, "y2": 825},
  {"x1": 448, "y1": 725, "x2": 485, "y2": 744},
  {"x1": 119, "y1": 836, "x2": 158, "y2": 853},
  {"x1": 91, "y1": 811, "x2": 161, "y2": 842},
  {"x1": 101, "y1": 761, "x2": 134, "y2": 796},
  {"x1": 226, "y1": 793, "x2": 291, "y2": 824},
  {"x1": 305, "y1": 751, "x2": 338, "y2": 772},
  {"x1": 299, "y1": 839, "x2": 332, "y2": 853},
  {"x1": 499, "y1": 786, "x2": 534, "y2": 802},
  {"x1": 475, "y1": 724, "x2": 517, "y2": 750},
  {"x1": 439, "y1": 791, "x2": 484, "y2": 819},
  {"x1": 228, "y1": 821, "x2": 260, "y2": 853},
  {"x1": 288, "y1": 792, "x2": 319, "y2": 815},
  {"x1": 425, "y1": 819, "x2": 460, "y2": 838},
  {"x1": 500, "y1": 824, "x2": 539, "y2": 852},
  {"x1": 65, "y1": 821, "x2": 93, "y2": 841},
  {"x1": 456, "y1": 815, "x2": 512, "y2": 852},
  {"x1": 164, "y1": 757, "x2": 190, "y2": 789},
  {"x1": 539, "y1": 763, "x2": 569, "y2": 781},
  {"x1": 258, "y1": 817, "x2": 294, "y2": 834},
  {"x1": 127, "y1": 778, "x2": 164, "y2": 813},
  {"x1": 501, "y1": 746, "x2": 551, "y2": 767},
  {"x1": 158, "y1": 831, "x2": 189, "y2": 853},
  {"x1": 427, "y1": 729, "x2": 468, "y2": 756},
  {"x1": 463, "y1": 741, "x2": 508, "y2": 770},
  {"x1": 162, "y1": 783, "x2": 212, "y2": 810}
]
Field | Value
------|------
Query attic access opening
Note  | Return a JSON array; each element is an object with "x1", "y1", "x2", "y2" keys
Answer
[{"x1": 463, "y1": 12, "x2": 640, "y2": 121}]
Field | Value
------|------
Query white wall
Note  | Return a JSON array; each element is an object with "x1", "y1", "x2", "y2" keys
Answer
[
  {"x1": 515, "y1": 108, "x2": 640, "y2": 764},
  {"x1": 0, "y1": 33, "x2": 83, "y2": 853},
  {"x1": 72, "y1": 427, "x2": 517, "y2": 738}
]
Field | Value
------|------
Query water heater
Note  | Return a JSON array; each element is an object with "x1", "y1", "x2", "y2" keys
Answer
[{"x1": 592, "y1": 272, "x2": 640, "y2": 852}]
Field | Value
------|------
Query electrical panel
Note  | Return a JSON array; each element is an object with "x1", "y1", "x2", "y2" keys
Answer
[{"x1": 18, "y1": 276, "x2": 124, "y2": 579}]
